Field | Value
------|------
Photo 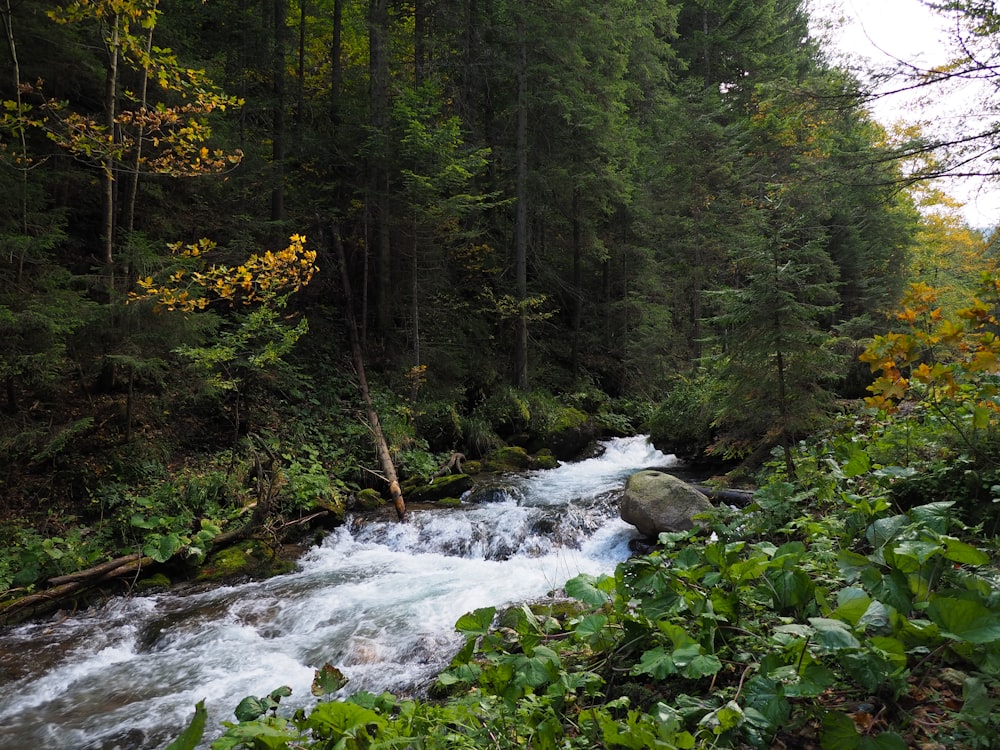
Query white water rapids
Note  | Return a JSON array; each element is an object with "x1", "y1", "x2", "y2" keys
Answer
[{"x1": 0, "y1": 436, "x2": 676, "y2": 750}]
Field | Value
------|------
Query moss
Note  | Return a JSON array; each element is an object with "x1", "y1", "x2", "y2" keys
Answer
[
  {"x1": 406, "y1": 474, "x2": 473, "y2": 503},
  {"x1": 135, "y1": 573, "x2": 172, "y2": 591},
  {"x1": 550, "y1": 406, "x2": 589, "y2": 433},
  {"x1": 437, "y1": 497, "x2": 462, "y2": 507},
  {"x1": 531, "y1": 449, "x2": 558, "y2": 470},
  {"x1": 353, "y1": 488, "x2": 385, "y2": 511},
  {"x1": 483, "y1": 445, "x2": 531, "y2": 471},
  {"x1": 195, "y1": 540, "x2": 294, "y2": 583}
]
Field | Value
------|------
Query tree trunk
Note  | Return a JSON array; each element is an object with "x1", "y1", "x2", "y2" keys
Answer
[
  {"x1": 102, "y1": 12, "x2": 120, "y2": 273},
  {"x1": 514, "y1": 11, "x2": 529, "y2": 390},
  {"x1": 330, "y1": 0, "x2": 343, "y2": 123},
  {"x1": 570, "y1": 188, "x2": 583, "y2": 378},
  {"x1": 330, "y1": 223, "x2": 406, "y2": 520},
  {"x1": 271, "y1": 0, "x2": 287, "y2": 221},
  {"x1": 124, "y1": 23, "x2": 154, "y2": 240},
  {"x1": 295, "y1": 0, "x2": 306, "y2": 152},
  {"x1": 369, "y1": 0, "x2": 392, "y2": 339}
]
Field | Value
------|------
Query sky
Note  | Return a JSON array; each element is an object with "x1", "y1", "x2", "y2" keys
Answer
[{"x1": 808, "y1": 0, "x2": 1000, "y2": 227}]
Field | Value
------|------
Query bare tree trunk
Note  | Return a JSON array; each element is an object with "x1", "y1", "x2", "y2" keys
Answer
[
  {"x1": 331, "y1": 224, "x2": 406, "y2": 520},
  {"x1": 271, "y1": 0, "x2": 287, "y2": 221},
  {"x1": 369, "y1": 0, "x2": 392, "y2": 339},
  {"x1": 2, "y1": 0, "x2": 28, "y2": 284},
  {"x1": 330, "y1": 0, "x2": 343, "y2": 123},
  {"x1": 295, "y1": 0, "x2": 306, "y2": 152},
  {"x1": 124, "y1": 22, "x2": 154, "y2": 239},
  {"x1": 514, "y1": 11, "x2": 529, "y2": 390},
  {"x1": 570, "y1": 188, "x2": 582, "y2": 378},
  {"x1": 102, "y1": 13, "x2": 120, "y2": 273}
]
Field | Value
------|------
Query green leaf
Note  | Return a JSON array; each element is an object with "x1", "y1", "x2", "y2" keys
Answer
[
  {"x1": 633, "y1": 646, "x2": 677, "y2": 679},
  {"x1": 908, "y1": 501, "x2": 955, "y2": 533},
  {"x1": 808, "y1": 618, "x2": 861, "y2": 651},
  {"x1": 766, "y1": 568, "x2": 815, "y2": 611},
  {"x1": 574, "y1": 613, "x2": 613, "y2": 647},
  {"x1": 234, "y1": 695, "x2": 269, "y2": 722},
  {"x1": 820, "y1": 712, "x2": 859, "y2": 750},
  {"x1": 143, "y1": 532, "x2": 184, "y2": 563},
  {"x1": 831, "y1": 590, "x2": 871, "y2": 626},
  {"x1": 306, "y1": 700, "x2": 384, "y2": 739},
  {"x1": 565, "y1": 573, "x2": 612, "y2": 607},
  {"x1": 940, "y1": 537, "x2": 990, "y2": 566},
  {"x1": 841, "y1": 446, "x2": 871, "y2": 477},
  {"x1": 163, "y1": 700, "x2": 207, "y2": 750},
  {"x1": 454, "y1": 606, "x2": 495, "y2": 638},
  {"x1": 927, "y1": 597, "x2": 1000, "y2": 644},
  {"x1": 683, "y1": 653, "x2": 723, "y2": 679},
  {"x1": 311, "y1": 663, "x2": 348, "y2": 696},
  {"x1": 268, "y1": 685, "x2": 292, "y2": 701}
]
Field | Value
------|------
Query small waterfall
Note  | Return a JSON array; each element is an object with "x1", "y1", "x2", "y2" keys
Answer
[{"x1": 0, "y1": 435, "x2": 675, "y2": 750}]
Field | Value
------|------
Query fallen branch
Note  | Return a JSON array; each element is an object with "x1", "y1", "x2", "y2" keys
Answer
[
  {"x1": 433, "y1": 452, "x2": 466, "y2": 478},
  {"x1": 329, "y1": 222, "x2": 406, "y2": 521}
]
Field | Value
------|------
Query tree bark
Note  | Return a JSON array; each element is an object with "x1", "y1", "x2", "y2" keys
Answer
[
  {"x1": 330, "y1": 223, "x2": 406, "y2": 520},
  {"x1": 369, "y1": 0, "x2": 392, "y2": 338},
  {"x1": 330, "y1": 0, "x2": 343, "y2": 123},
  {"x1": 102, "y1": 12, "x2": 120, "y2": 272},
  {"x1": 271, "y1": 0, "x2": 287, "y2": 221},
  {"x1": 514, "y1": 10, "x2": 529, "y2": 390}
]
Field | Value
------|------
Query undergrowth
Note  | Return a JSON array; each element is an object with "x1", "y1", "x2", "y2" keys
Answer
[{"x1": 165, "y1": 426, "x2": 1000, "y2": 750}]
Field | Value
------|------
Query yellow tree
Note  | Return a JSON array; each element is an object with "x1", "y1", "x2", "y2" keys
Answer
[
  {"x1": 44, "y1": 0, "x2": 242, "y2": 273},
  {"x1": 861, "y1": 274, "x2": 1000, "y2": 456},
  {"x1": 130, "y1": 234, "x2": 317, "y2": 443}
]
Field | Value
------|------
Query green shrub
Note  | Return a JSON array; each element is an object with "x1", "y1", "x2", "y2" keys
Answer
[{"x1": 648, "y1": 373, "x2": 721, "y2": 461}]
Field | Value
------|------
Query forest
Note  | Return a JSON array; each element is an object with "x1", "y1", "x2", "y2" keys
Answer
[{"x1": 3, "y1": 0, "x2": 1000, "y2": 747}]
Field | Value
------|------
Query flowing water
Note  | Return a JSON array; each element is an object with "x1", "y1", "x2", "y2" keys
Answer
[{"x1": 0, "y1": 436, "x2": 676, "y2": 750}]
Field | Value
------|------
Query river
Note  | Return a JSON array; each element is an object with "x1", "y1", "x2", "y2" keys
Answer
[{"x1": 0, "y1": 435, "x2": 675, "y2": 749}]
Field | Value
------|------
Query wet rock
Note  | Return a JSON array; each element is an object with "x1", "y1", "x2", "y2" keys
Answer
[{"x1": 619, "y1": 469, "x2": 713, "y2": 536}]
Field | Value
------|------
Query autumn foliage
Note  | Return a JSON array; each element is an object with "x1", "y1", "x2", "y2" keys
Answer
[
  {"x1": 861, "y1": 275, "x2": 1000, "y2": 430},
  {"x1": 130, "y1": 234, "x2": 318, "y2": 312}
]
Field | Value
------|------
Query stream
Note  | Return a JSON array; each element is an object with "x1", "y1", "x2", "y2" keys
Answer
[{"x1": 0, "y1": 435, "x2": 676, "y2": 749}]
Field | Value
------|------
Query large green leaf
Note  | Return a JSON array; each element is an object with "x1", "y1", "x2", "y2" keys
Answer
[
  {"x1": 633, "y1": 645, "x2": 677, "y2": 679},
  {"x1": 565, "y1": 573, "x2": 612, "y2": 607},
  {"x1": 908, "y1": 502, "x2": 955, "y2": 534},
  {"x1": 928, "y1": 598, "x2": 1000, "y2": 644},
  {"x1": 143, "y1": 532, "x2": 184, "y2": 563},
  {"x1": 766, "y1": 568, "x2": 815, "y2": 611},
  {"x1": 820, "y1": 711, "x2": 859, "y2": 750},
  {"x1": 454, "y1": 606, "x2": 495, "y2": 638},
  {"x1": 809, "y1": 618, "x2": 861, "y2": 651},
  {"x1": 163, "y1": 700, "x2": 207, "y2": 750},
  {"x1": 940, "y1": 536, "x2": 990, "y2": 566},
  {"x1": 311, "y1": 663, "x2": 348, "y2": 696}
]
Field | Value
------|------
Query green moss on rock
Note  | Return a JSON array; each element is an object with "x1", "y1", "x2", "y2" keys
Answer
[
  {"x1": 196, "y1": 540, "x2": 294, "y2": 583},
  {"x1": 354, "y1": 488, "x2": 385, "y2": 511},
  {"x1": 135, "y1": 573, "x2": 172, "y2": 591},
  {"x1": 406, "y1": 474, "x2": 473, "y2": 503},
  {"x1": 531, "y1": 449, "x2": 558, "y2": 470},
  {"x1": 484, "y1": 446, "x2": 531, "y2": 471}
]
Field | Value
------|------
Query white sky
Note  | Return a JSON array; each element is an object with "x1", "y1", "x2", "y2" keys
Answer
[{"x1": 809, "y1": 0, "x2": 1000, "y2": 227}]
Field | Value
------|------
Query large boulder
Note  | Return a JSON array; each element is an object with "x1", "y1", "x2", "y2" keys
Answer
[{"x1": 620, "y1": 469, "x2": 713, "y2": 537}]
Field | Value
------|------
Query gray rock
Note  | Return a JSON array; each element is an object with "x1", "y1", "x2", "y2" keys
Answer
[{"x1": 620, "y1": 469, "x2": 713, "y2": 536}]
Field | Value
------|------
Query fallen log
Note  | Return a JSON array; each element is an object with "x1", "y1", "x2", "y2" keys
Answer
[
  {"x1": 693, "y1": 485, "x2": 755, "y2": 507},
  {"x1": 47, "y1": 553, "x2": 144, "y2": 586}
]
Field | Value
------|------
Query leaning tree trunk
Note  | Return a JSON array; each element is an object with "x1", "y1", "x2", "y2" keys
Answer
[{"x1": 330, "y1": 223, "x2": 406, "y2": 520}]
